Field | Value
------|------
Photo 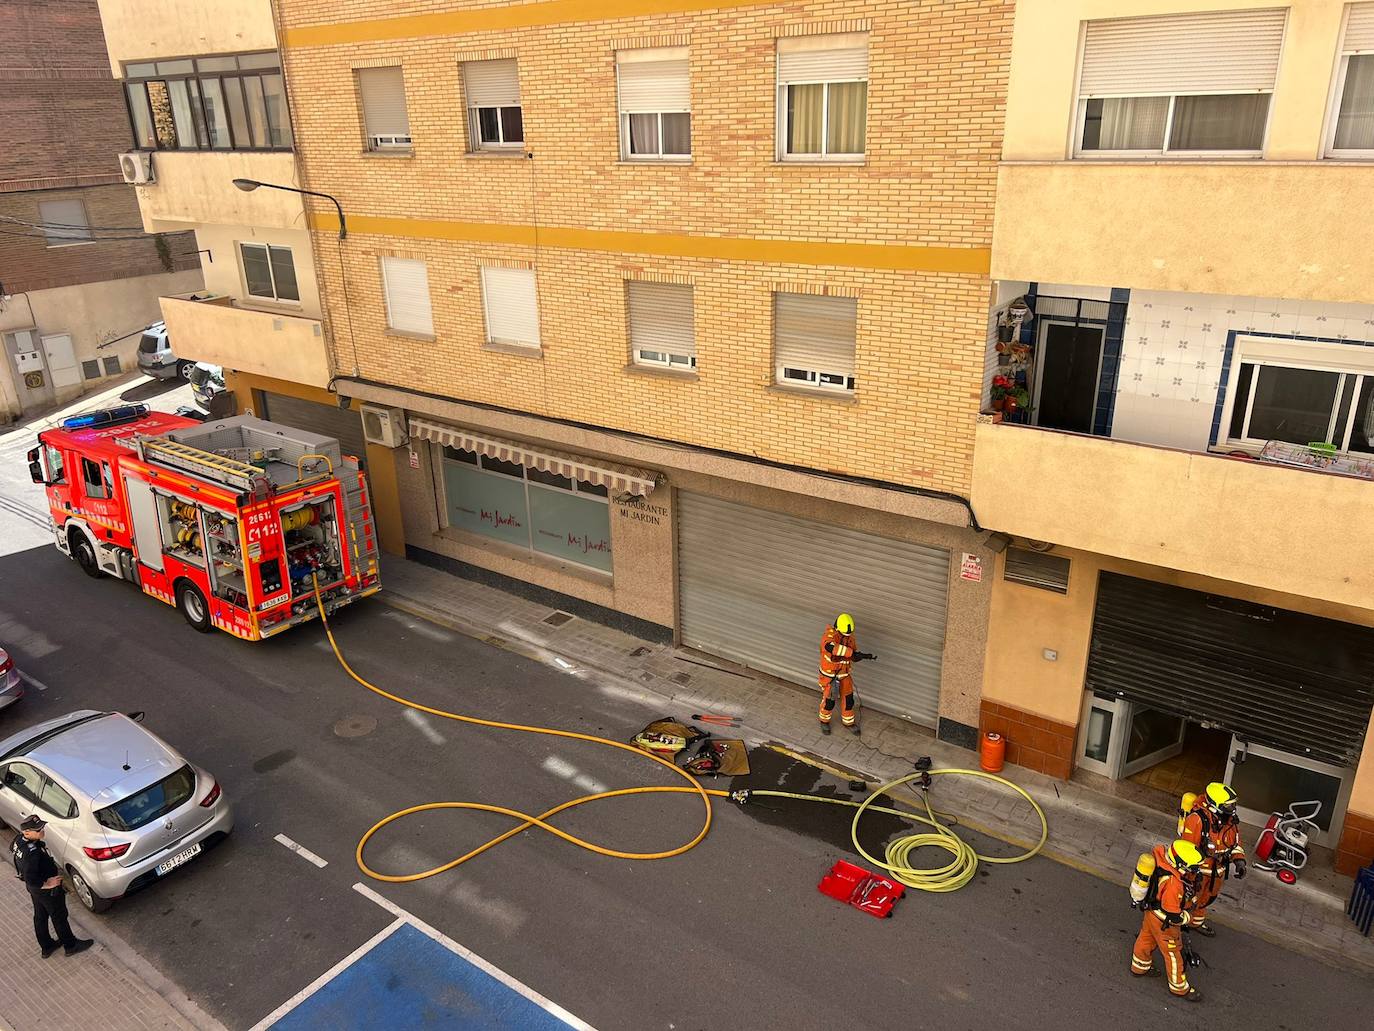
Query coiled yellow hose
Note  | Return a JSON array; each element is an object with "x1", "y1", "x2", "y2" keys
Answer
[{"x1": 311, "y1": 580, "x2": 1048, "y2": 890}]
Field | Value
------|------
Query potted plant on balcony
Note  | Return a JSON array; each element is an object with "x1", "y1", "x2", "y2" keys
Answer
[
  {"x1": 1004, "y1": 386, "x2": 1032, "y2": 418},
  {"x1": 990, "y1": 375, "x2": 1011, "y2": 412}
]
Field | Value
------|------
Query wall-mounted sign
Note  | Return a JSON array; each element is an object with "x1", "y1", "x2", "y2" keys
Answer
[
  {"x1": 959, "y1": 553, "x2": 982, "y2": 582},
  {"x1": 408, "y1": 449, "x2": 420, "y2": 469},
  {"x1": 24, "y1": 372, "x2": 45, "y2": 389}
]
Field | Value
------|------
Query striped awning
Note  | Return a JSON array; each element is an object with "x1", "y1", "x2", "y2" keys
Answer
[{"x1": 408, "y1": 417, "x2": 658, "y2": 496}]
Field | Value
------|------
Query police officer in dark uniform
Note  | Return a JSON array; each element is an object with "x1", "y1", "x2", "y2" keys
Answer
[{"x1": 14, "y1": 815, "x2": 92, "y2": 958}]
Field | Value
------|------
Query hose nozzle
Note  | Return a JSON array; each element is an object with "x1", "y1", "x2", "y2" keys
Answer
[{"x1": 729, "y1": 789, "x2": 752, "y2": 806}]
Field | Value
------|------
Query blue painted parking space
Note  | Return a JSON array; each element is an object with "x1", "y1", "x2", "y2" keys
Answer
[{"x1": 270, "y1": 923, "x2": 584, "y2": 1030}]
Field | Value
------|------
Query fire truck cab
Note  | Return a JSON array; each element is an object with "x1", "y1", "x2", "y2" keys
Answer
[{"x1": 27, "y1": 404, "x2": 380, "y2": 640}]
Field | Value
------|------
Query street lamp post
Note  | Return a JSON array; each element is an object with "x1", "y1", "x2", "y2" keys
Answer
[{"x1": 232, "y1": 178, "x2": 347, "y2": 239}]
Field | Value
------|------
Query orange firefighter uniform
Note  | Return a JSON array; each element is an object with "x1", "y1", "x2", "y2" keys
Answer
[
  {"x1": 1131, "y1": 840, "x2": 1203, "y2": 1001},
  {"x1": 1180, "y1": 784, "x2": 1245, "y2": 934},
  {"x1": 818, "y1": 615, "x2": 871, "y2": 733}
]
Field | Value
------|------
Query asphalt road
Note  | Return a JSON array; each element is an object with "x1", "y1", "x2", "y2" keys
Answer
[{"x1": 0, "y1": 391, "x2": 1370, "y2": 1030}]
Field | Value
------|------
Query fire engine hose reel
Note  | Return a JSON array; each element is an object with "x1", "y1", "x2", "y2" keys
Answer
[{"x1": 309, "y1": 577, "x2": 1048, "y2": 892}]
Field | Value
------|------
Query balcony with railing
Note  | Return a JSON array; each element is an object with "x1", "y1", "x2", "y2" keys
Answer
[
  {"x1": 974, "y1": 284, "x2": 1374, "y2": 609},
  {"x1": 159, "y1": 292, "x2": 330, "y2": 389}
]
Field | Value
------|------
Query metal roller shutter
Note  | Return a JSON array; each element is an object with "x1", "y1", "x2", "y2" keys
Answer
[
  {"x1": 1086, "y1": 572, "x2": 1374, "y2": 766},
  {"x1": 259, "y1": 392, "x2": 369, "y2": 470},
  {"x1": 677, "y1": 492, "x2": 949, "y2": 726},
  {"x1": 1347, "y1": 4, "x2": 1374, "y2": 54},
  {"x1": 617, "y1": 48, "x2": 690, "y2": 113},
  {"x1": 357, "y1": 66, "x2": 409, "y2": 136},
  {"x1": 1079, "y1": 9, "x2": 1286, "y2": 97},
  {"x1": 774, "y1": 293, "x2": 857, "y2": 377},
  {"x1": 463, "y1": 59, "x2": 521, "y2": 108},
  {"x1": 776, "y1": 34, "x2": 869, "y2": 84}
]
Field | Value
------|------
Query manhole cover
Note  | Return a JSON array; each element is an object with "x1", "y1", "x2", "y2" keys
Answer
[
  {"x1": 543, "y1": 610, "x2": 575, "y2": 627},
  {"x1": 334, "y1": 714, "x2": 378, "y2": 738}
]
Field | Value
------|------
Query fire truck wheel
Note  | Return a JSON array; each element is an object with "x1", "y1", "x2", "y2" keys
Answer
[
  {"x1": 176, "y1": 582, "x2": 212, "y2": 633},
  {"x1": 70, "y1": 532, "x2": 103, "y2": 579}
]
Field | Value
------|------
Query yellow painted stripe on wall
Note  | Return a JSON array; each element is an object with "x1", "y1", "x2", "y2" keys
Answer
[
  {"x1": 309, "y1": 212, "x2": 990, "y2": 274},
  {"x1": 284, "y1": 0, "x2": 776, "y2": 49}
]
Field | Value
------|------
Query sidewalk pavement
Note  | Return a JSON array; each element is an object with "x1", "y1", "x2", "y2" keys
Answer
[
  {"x1": 0, "y1": 834, "x2": 216, "y2": 1030},
  {"x1": 379, "y1": 554, "x2": 1374, "y2": 976}
]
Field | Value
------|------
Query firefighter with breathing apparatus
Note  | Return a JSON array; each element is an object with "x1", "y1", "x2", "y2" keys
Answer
[
  {"x1": 817, "y1": 613, "x2": 875, "y2": 736},
  {"x1": 1178, "y1": 782, "x2": 1245, "y2": 937},
  {"x1": 1129, "y1": 838, "x2": 1206, "y2": 1002}
]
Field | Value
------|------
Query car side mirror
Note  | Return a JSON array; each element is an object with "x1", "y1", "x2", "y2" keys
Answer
[
  {"x1": 29, "y1": 460, "x2": 45, "y2": 485},
  {"x1": 125, "y1": 711, "x2": 146, "y2": 723}
]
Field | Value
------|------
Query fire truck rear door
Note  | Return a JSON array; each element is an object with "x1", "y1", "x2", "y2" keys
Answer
[{"x1": 123, "y1": 475, "x2": 164, "y2": 572}]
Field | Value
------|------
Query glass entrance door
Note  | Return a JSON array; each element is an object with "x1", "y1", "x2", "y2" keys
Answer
[
  {"x1": 1077, "y1": 692, "x2": 1187, "y2": 779},
  {"x1": 1224, "y1": 738, "x2": 1354, "y2": 849}
]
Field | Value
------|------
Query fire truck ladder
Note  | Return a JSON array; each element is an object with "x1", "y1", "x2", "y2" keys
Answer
[
  {"x1": 139, "y1": 437, "x2": 268, "y2": 493},
  {"x1": 338, "y1": 456, "x2": 379, "y2": 579}
]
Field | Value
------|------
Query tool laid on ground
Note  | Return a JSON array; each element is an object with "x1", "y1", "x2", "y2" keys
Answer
[
  {"x1": 818, "y1": 860, "x2": 905, "y2": 918},
  {"x1": 691, "y1": 713, "x2": 743, "y2": 728},
  {"x1": 1253, "y1": 799, "x2": 1322, "y2": 884},
  {"x1": 311, "y1": 578, "x2": 1049, "y2": 894}
]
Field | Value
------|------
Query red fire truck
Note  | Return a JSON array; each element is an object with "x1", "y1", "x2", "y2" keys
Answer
[{"x1": 26, "y1": 405, "x2": 380, "y2": 640}]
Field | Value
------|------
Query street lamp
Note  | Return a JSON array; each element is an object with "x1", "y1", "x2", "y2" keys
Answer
[{"x1": 232, "y1": 178, "x2": 347, "y2": 239}]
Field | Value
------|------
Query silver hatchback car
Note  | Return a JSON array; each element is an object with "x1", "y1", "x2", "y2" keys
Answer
[{"x1": 0, "y1": 710, "x2": 233, "y2": 911}]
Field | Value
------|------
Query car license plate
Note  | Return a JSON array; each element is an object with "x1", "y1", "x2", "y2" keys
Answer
[{"x1": 155, "y1": 842, "x2": 202, "y2": 877}]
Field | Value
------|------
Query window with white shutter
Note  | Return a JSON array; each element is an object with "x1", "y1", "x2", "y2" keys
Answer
[
  {"x1": 481, "y1": 266, "x2": 541, "y2": 349},
  {"x1": 380, "y1": 257, "x2": 434, "y2": 336},
  {"x1": 38, "y1": 199, "x2": 92, "y2": 246},
  {"x1": 617, "y1": 47, "x2": 691, "y2": 159},
  {"x1": 1329, "y1": 4, "x2": 1374, "y2": 155},
  {"x1": 627, "y1": 282, "x2": 695, "y2": 369},
  {"x1": 773, "y1": 293, "x2": 857, "y2": 392},
  {"x1": 1075, "y1": 9, "x2": 1285, "y2": 156},
  {"x1": 776, "y1": 33, "x2": 868, "y2": 160},
  {"x1": 357, "y1": 66, "x2": 411, "y2": 149},
  {"x1": 462, "y1": 59, "x2": 524, "y2": 151}
]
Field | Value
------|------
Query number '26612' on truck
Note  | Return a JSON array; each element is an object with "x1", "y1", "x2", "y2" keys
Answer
[{"x1": 26, "y1": 405, "x2": 380, "y2": 640}]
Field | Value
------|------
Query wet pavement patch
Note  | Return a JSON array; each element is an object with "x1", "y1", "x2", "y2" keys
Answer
[{"x1": 731, "y1": 745, "x2": 912, "y2": 859}]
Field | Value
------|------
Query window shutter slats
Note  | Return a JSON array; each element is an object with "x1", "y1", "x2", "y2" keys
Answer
[
  {"x1": 774, "y1": 294, "x2": 856, "y2": 376},
  {"x1": 777, "y1": 34, "x2": 869, "y2": 84},
  {"x1": 358, "y1": 66, "x2": 409, "y2": 136},
  {"x1": 1080, "y1": 10, "x2": 1286, "y2": 97},
  {"x1": 381, "y1": 257, "x2": 433, "y2": 335},
  {"x1": 628, "y1": 282, "x2": 694, "y2": 356},
  {"x1": 482, "y1": 266, "x2": 541, "y2": 347},
  {"x1": 1345, "y1": 4, "x2": 1374, "y2": 53},
  {"x1": 463, "y1": 59, "x2": 521, "y2": 108},
  {"x1": 617, "y1": 50, "x2": 691, "y2": 113}
]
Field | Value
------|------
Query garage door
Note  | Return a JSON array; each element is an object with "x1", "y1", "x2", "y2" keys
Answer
[
  {"x1": 1087, "y1": 572, "x2": 1374, "y2": 766},
  {"x1": 677, "y1": 492, "x2": 950, "y2": 726},
  {"x1": 259, "y1": 392, "x2": 369, "y2": 470}
]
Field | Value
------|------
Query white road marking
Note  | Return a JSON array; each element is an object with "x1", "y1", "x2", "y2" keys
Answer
[
  {"x1": 402, "y1": 707, "x2": 446, "y2": 745},
  {"x1": 542, "y1": 756, "x2": 607, "y2": 795},
  {"x1": 553, "y1": 657, "x2": 574, "y2": 670},
  {"x1": 273, "y1": 833, "x2": 328, "y2": 869},
  {"x1": 352, "y1": 882, "x2": 597, "y2": 1030},
  {"x1": 17, "y1": 670, "x2": 48, "y2": 692},
  {"x1": 247, "y1": 917, "x2": 404, "y2": 1031}
]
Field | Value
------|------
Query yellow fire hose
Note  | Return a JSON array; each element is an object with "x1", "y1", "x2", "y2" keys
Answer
[{"x1": 311, "y1": 580, "x2": 1047, "y2": 891}]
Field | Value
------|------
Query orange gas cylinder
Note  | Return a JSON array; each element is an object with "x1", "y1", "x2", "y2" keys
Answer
[{"x1": 980, "y1": 731, "x2": 1006, "y2": 773}]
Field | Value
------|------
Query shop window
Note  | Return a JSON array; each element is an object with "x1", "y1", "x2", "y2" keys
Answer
[
  {"x1": 1004, "y1": 548, "x2": 1070, "y2": 594},
  {"x1": 1223, "y1": 337, "x2": 1374, "y2": 453},
  {"x1": 441, "y1": 446, "x2": 612, "y2": 573}
]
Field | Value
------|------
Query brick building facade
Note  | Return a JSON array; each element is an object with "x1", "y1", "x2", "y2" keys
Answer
[
  {"x1": 0, "y1": 0, "x2": 201, "y2": 419},
  {"x1": 205, "y1": 0, "x2": 1013, "y2": 746}
]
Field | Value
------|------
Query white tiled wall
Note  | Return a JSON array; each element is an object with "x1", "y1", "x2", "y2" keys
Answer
[
  {"x1": 1110, "y1": 290, "x2": 1374, "y2": 452},
  {"x1": 983, "y1": 280, "x2": 1029, "y2": 405}
]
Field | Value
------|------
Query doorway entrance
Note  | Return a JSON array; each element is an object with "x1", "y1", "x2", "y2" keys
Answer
[{"x1": 1034, "y1": 321, "x2": 1104, "y2": 433}]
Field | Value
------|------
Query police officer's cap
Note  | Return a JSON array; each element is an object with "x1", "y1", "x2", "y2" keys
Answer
[{"x1": 19, "y1": 814, "x2": 46, "y2": 831}]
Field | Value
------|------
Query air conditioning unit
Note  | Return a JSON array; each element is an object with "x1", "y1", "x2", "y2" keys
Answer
[
  {"x1": 119, "y1": 151, "x2": 154, "y2": 185},
  {"x1": 360, "y1": 404, "x2": 407, "y2": 448}
]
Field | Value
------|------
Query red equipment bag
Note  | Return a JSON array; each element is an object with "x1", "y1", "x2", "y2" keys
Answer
[{"x1": 818, "y1": 860, "x2": 904, "y2": 918}]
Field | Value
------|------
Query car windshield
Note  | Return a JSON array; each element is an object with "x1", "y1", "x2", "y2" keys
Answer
[
  {"x1": 138, "y1": 333, "x2": 161, "y2": 354},
  {"x1": 95, "y1": 765, "x2": 195, "y2": 831}
]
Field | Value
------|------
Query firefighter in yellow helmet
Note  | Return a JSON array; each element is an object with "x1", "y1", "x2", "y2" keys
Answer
[
  {"x1": 1180, "y1": 782, "x2": 1245, "y2": 937},
  {"x1": 817, "y1": 613, "x2": 874, "y2": 735},
  {"x1": 1131, "y1": 839, "x2": 1205, "y2": 1002}
]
